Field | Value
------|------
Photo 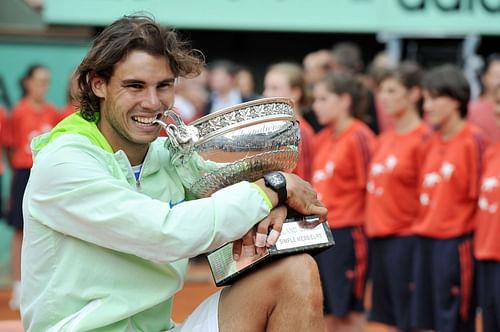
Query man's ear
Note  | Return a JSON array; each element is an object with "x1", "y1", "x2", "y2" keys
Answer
[{"x1": 90, "y1": 75, "x2": 107, "y2": 98}]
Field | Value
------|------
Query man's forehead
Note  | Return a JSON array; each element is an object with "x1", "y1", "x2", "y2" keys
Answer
[{"x1": 112, "y1": 51, "x2": 175, "y2": 81}]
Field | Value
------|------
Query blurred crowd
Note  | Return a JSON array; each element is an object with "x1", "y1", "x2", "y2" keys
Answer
[{"x1": 1, "y1": 41, "x2": 500, "y2": 332}]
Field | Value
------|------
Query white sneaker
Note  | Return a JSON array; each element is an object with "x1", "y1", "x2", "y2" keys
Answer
[{"x1": 9, "y1": 280, "x2": 21, "y2": 311}]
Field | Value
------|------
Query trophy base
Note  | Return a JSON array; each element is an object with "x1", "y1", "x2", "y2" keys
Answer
[{"x1": 206, "y1": 212, "x2": 335, "y2": 287}]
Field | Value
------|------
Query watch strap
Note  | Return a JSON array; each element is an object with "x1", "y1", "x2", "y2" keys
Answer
[{"x1": 263, "y1": 172, "x2": 287, "y2": 206}]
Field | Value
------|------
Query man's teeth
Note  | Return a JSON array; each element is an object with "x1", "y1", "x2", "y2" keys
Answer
[{"x1": 134, "y1": 116, "x2": 157, "y2": 124}]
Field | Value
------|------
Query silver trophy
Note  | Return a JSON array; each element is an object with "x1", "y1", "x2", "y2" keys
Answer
[
  {"x1": 155, "y1": 97, "x2": 334, "y2": 286},
  {"x1": 155, "y1": 97, "x2": 300, "y2": 198}
]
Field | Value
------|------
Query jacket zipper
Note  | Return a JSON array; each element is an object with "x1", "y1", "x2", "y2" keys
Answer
[{"x1": 129, "y1": 147, "x2": 153, "y2": 191}]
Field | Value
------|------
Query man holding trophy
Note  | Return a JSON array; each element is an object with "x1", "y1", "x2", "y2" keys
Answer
[{"x1": 20, "y1": 15, "x2": 328, "y2": 331}]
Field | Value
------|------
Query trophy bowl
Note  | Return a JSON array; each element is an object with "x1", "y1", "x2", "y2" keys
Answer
[{"x1": 156, "y1": 97, "x2": 300, "y2": 198}]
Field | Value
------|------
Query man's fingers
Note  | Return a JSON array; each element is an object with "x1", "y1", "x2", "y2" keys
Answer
[
  {"x1": 266, "y1": 229, "x2": 280, "y2": 247},
  {"x1": 232, "y1": 239, "x2": 242, "y2": 261},
  {"x1": 255, "y1": 233, "x2": 267, "y2": 249},
  {"x1": 242, "y1": 244, "x2": 255, "y2": 257},
  {"x1": 255, "y1": 213, "x2": 271, "y2": 255},
  {"x1": 308, "y1": 204, "x2": 328, "y2": 220},
  {"x1": 241, "y1": 229, "x2": 256, "y2": 257},
  {"x1": 242, "y1": 229, "x2": 255, "y2": 246},
  {"x1": 256, "y1": 218, "x2": 271, "y2": 248},
  {"x1": 287, "y1": 191, "x2": 328, "y2": 217},
  {"x1": 266, "y1": 206, "x2": 287, "y2": 247}
]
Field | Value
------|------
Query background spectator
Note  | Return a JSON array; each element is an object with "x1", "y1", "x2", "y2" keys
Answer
[
  {"x1": 468, "y1": 53, "x2": 500, "y2": 143},
  {"x1": 4, "y1": 64, "x2": 59, "y2": 310}
]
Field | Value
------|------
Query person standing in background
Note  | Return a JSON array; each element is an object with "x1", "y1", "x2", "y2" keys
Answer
[
  {"x1": 302, "y1": 49, "x2": 334, "y2": 133},
  {"x1": 331, "y1": 42, "x2": 380, "y2": 135},
  {"x1": 468, "y1": 54, "x2": 500, "y2": 143},
  {"x1": 365, "y1": 52, "x2": 398, "y2": 133},
  {"x1": 235, "y1": 65, "x2": 260, "y2": 101},
  {"x1": 303, "y1": 49, "x2": 334, "y2": 90},
  {"x1": 474, "y1": 84, "x2": 500, "y2": 332},
  {"x1": 4, "y1": 64, "x2": 59, "y2": 310},
  {"x1": 311, "y1": 71, "x2": 375, "y2": 332},
  {"x1": 173, "y1": 77, "x2": 207, "y2": 124},
  {"x1": 173, "y1": 68, "x2": 208, "y2": 124},
  {"x1": 263, "y1": 62, "x2": 315, "y2": 182},
  {"x1": 365, "y1": 62, "x2": 431, "y2": 332},
  {"x1": 412, "y1": 64, "x2": 486, "y2": 332},
  {"x1": 204, "y1": 59, "x2": 252, "y2": 115}
]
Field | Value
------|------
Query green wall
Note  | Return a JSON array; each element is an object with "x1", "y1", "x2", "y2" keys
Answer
[
  {"x1": 0, "y1": 40, "x2": 90, "y2": 108},
  {"x1": 44, "y1": 0, "x2": 500, "y2": 35}
]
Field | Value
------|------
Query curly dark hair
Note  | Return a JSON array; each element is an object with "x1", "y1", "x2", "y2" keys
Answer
[{"x1": 76, "y1": 14, "x2": 205, "y2": 121}]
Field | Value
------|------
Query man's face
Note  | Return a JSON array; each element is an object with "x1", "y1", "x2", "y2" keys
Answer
[
  {"x1": 92, "y1": 50, "x2": 175, "y2": 155},
  {"x1": 423, "y1": 89, "x2": 459, "y2": 128}
]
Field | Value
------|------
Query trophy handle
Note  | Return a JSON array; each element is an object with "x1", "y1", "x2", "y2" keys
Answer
[{"x1": 154, "y1": 109, "x2": 200, "y2": 154}]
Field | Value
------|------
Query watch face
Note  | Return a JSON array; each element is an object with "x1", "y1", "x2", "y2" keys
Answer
[{"x1": 267, "y1": 172, "x2": 284, "y2": 187}]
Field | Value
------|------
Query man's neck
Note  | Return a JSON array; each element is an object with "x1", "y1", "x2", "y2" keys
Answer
[
  {"x1": 96, "y1": 122, "x2": 149, "y2": 165},
  {"x1": 127, "y1": 148, "x2": 148, "y2": 166}
]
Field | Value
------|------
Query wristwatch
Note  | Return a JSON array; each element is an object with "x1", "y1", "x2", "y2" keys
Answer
[{"x1": 263, "y1": 171, "x2": 287, "y2": 206}]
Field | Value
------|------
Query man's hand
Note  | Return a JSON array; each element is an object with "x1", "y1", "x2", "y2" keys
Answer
[
  {"x1": 232, "y1": 227, "x2": 256, "y2": 261},
  {"x1": 254, "y1": 206, "x2": 287, "y2": 255},
  {"x1": 232, "y1": 206, "x2": 288, "y2": 260},
  {"x1": 281, "y1": 173, "x2": 327, "y2": 221},
  {"x1": 254, "y1": 173, "x2": 327, "y2": 221}
]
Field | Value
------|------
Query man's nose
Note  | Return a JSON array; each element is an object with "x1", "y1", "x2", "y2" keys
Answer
[{"x1": 142, "y1": 89, "x2": 162, "y2": 110}]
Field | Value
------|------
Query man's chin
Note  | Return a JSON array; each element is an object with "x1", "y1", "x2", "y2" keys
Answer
[{"x1": 134, "y1": 134, "x2": 160, "y2": 145}]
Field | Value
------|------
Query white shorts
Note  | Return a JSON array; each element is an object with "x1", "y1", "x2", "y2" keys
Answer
[{"x1": 170, "y1": 290, "x2": 221, "y2": 332}]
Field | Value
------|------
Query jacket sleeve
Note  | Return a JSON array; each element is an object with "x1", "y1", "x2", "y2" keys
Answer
[{"x1": 25, "y1": 138, "x2": 271, "y2": 263}]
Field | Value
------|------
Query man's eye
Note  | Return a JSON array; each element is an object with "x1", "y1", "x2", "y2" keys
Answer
[
  {"x1": 158, "y1": 83, "x2": 173, "y2": 89},
  {"x1": 126, "y1": 84, "x2": 143, "y2": 89}
]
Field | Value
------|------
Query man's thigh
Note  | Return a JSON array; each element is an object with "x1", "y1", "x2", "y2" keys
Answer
[{"x1": 172, "y1": 290, "x2": 221, "y2": 332}]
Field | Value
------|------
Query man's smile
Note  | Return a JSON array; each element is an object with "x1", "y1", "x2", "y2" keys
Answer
[{"x1": 131, "y1": 113, "x2": 164, "y2": 126}]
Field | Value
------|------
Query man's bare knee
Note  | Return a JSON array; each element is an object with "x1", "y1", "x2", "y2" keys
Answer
[
  {"x1": 274, "y1": 254, "x2": 322, "y2": 302},
  {"x1": 219, "y1": 254, "x2": 324, "y2": 332},
  {"x1": 265, "y1": 254, "x2": 324, "y2": 331}
]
